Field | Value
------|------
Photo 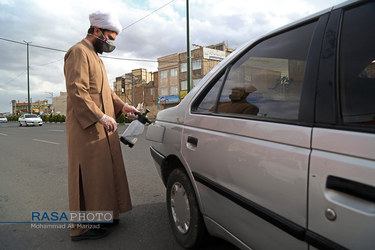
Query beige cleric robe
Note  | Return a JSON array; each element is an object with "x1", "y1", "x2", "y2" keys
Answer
[{"x1": 64, "y1": 40, "x2": 132, "y2": 236}]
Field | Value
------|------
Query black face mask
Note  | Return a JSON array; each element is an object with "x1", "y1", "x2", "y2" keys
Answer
[
  {"x1": 89, "y1": 30, "x2": 116, "y2": 54},
  {"x1": 93, "y1": 37, "x2": 104, "y2": 54}
]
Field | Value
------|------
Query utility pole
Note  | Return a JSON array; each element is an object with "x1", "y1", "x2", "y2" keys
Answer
[
  {"x1": 186, "y1": 0, "x2": 191, "y2": 92},
  {"x1": 122, "y1": 74, "x2": 136, "y2": 106},
  {"x1": 132, "y1": 74, "x2": 135, "y2": 106},
  {"x1": 24, "y1": 40, "x2": 31, "y2": 114}
]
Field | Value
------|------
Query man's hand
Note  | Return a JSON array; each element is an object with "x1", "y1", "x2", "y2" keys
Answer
[
  {"x1": 99, "y1": 114, "x2": 117, "y2": 132},
  {"x1": 122, "y1": 103, "x2": 140, "y2": 119}
]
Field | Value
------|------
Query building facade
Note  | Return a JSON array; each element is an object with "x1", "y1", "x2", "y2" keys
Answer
[
  {"x1": 157, "y1": 53, "x2": 180, "y2": 108},
  {"x1": 52, "y1": 91, "x2": 67, "y2": 115},
  {"x1": 113, "y1": 68, "x2": 159, "y2": 119},
  {"x1": 157, "y1": 42, "x2": 234, "y2": 108},
  {"x1": 11, "y1": 99, "x2": 52, "y2": 115},
  {"x1": 112, "y1": 42, "x2": 234, "y2": 117}
]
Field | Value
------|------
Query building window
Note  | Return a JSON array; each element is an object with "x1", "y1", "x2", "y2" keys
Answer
[
  {"x1": 181, "y1": 63, "x2": 187, "y2": 72},
  {"x1": 192, "y1": 60, "x2": 202, "y2": 70},
  {"x1": 170, "y1": 86, "x2": 179, "y2": 95},
  {"x1": 160, "y1": 87, "x2": 168, "y2": 96},
  {"x1": 170, "y1": 68, "x2": 178, "y2": 77},
  {"x1": 150, "y1": 88, "x2": 154, "y2": 96},
  {"x1": 181, "y1": 81, "x2": 188, "y2": 91},
  {"x1": 161, "y1": 70, "x2": 168, "y2": 79}
]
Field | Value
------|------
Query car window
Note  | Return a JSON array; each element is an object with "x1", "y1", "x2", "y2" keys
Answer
[
  {"x1": 25, "y1": 114, "x2": 38, "y2": 118},
  {"x1": 339, "y1": 1, "x2": 375, "y2": 128},
  {"x1": 194, "y1": 72, "x2": 226, "y2": 113},
  {"x1": 194, "y1": 22, "x2": 316, "y2": 120}
]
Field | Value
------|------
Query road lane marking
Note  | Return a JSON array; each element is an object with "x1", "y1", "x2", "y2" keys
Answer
[
  {"x1": 32, "y1": 139, "x2": 60, "y2": 145},
  {"x1": 0, "y1": 133, "x2": 8, "y2": 136},
  {"x1": 49, "y1": 130, "x2": 65, "y2": 132}
]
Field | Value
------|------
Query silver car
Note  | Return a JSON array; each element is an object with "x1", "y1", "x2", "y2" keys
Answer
[
  {"x1": 147, "y1": 1, "x2": 375, "y2": 249},
  {"x1": 18, "y1": 114, "x2": 43, "y2": 126}
]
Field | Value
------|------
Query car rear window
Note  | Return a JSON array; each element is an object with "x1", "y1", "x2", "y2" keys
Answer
[{"x1": 339, "y1": 1, "x2": 375, "y2": 128}]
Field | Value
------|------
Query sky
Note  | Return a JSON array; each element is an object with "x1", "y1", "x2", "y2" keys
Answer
[{"x1": 0, "y1": 0, "x2": 346, "y2": 113}]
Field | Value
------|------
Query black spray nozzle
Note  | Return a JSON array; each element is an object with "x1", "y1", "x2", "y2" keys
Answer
[{"x1": 135, "y1": 109, "x2": 152, "y2": 125}]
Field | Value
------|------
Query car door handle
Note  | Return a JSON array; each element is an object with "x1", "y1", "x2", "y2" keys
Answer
[
  {"x1": 326, "y1": 175, "x2": 375, "y2": 203},
  {"x1": 187, "y1": 136, "x2": 198, "y2": 147}
]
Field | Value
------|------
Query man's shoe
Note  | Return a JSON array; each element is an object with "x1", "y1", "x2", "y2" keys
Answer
[{"x1": 71, "y1": 228, "x2": 110, "y2": 241}]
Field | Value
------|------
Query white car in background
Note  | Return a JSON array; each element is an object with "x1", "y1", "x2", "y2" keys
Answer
[
  {"x1": 18, "y1": 114, "x2": 43, "y2": 126},
  {"x1": 0, "y1": 116, "x2": 7, "y2": 123}
]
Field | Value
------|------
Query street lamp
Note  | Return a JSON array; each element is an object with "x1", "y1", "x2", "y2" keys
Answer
[
  {"x1": 45, "y1": 92, "x2": 54, "y2": 114},
  {"x1": 186, "y1": 0, "x2": 191, "y2": 92}
]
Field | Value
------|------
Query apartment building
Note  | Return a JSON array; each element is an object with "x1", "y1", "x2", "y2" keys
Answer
[
  {"x1": 11, "y1": 99, "x2": 52, "y2": 115},
  {"x1": 157, "y1": 42, "x2": 234, "y2": 108},
  {"x1": 113, "y1": 68, "x2": 159, "y2": 118},
  {"x1": 52, "y1": 91, "x2": 67, "y2": 115}
]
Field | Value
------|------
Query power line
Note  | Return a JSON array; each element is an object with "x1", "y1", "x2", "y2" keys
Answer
[
  {"x1": 33, "y1": 58, "x2": 64, "y2": 67},
  {"x1": 122, "y1": 0, "x2": 176, "y2": 31},
  {"x1": 0, "y1": 37, "x2": 159, "y2": 63},
  {"x1": 101, "y1": 55, "x2": 157, "y2": 62},
  {"x1": 2, "y1": 71, "x2": 26, "y2": 86},
  {"x1": 0, "y1": 37, "x2": 229, "y2": 65}
]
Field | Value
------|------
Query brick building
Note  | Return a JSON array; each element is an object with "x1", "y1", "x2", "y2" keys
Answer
[
  {"x1": 11, "y1": 99, "x2": 52, "y2": 115},
  {"x1": 157, "y1": 42, "x2": 234, "y2": 109},
  {"x1": 113, "y1": 68, "x2": 159, "y2": 119}
]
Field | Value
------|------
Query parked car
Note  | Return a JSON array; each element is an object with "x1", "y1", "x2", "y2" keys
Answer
[
  {"x1": 0, "y1": 116, "x2": 7, "y2": 123},
  {"x1": 146, "y1": 1, "x2": 375, "y2": 249},
  {"x1": 18, "y1": 114, "x2": 43, "y2": 126}
]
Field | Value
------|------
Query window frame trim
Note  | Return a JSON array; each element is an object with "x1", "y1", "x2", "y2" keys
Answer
[{"x1": 332, "y1": 2, "x2": 375, "y2": 134}]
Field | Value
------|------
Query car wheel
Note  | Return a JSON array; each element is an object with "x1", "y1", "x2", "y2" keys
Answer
[
  {"x1": 19, "y1": 122, "x2": 22, "y2": 127},
  {"x1": 166, "y1": 168, "x2": 206, "y2": 248}
]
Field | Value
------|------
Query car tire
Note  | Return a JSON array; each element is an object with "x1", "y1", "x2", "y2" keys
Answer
[
  {"x1": 166, "y1": 168, "x2": 206, "y2": 248},
  {"x1": 19, "y1": 122, "x2": 22, "y2": 127}
]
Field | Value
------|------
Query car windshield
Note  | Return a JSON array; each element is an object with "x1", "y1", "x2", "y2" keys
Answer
[
  {"x1": 0, "y1": 116, "x2": 5, "y2": 118},
  {"x1": 25, "y1": 114, "x2": 38, "y2": 118}
]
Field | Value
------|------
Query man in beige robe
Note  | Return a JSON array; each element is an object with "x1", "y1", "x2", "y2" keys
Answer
[{"x1": 64, "y1": 11, "x2": 138, "y2": 241}]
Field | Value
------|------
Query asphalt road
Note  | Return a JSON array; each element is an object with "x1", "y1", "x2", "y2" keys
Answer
[{"x1": 0, "y1": 122, "x2": 238, "y2": 250}]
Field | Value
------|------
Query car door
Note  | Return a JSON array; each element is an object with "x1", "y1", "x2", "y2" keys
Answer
[
  {"x1": 309, "y1": 2, "x2": 375, "y2": 249},
  {"x1": 182, "y1": 15, "x2": 327, "y2": 249}
]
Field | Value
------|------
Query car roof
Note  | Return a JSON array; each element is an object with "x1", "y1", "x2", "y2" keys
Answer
[{"x1": 261, "y1": 0, "x2": 358, "y2": 41}]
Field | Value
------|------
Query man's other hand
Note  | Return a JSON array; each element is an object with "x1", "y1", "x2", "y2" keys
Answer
[{"x1": 99, "y1": 114, "x2": 117, "y2": 132}]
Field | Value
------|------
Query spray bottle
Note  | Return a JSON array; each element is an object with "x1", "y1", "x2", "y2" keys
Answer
[{"x1": 120, "y1": 109, "x2": 152, "y2": 148}]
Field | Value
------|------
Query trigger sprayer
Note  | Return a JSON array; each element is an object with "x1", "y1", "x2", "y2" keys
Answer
[{"x1": 120, "y1": 109, "x2": 151, "y2": 148}]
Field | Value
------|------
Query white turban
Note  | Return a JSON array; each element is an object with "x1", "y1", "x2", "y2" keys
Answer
[{"x1": 89, "y1": 11, "x2": 123, "y2": 34}]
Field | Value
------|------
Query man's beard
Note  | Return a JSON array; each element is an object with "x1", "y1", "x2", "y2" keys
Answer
[{"x1": 93, "y1": 38, "x2": 104, "y2": 54}]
